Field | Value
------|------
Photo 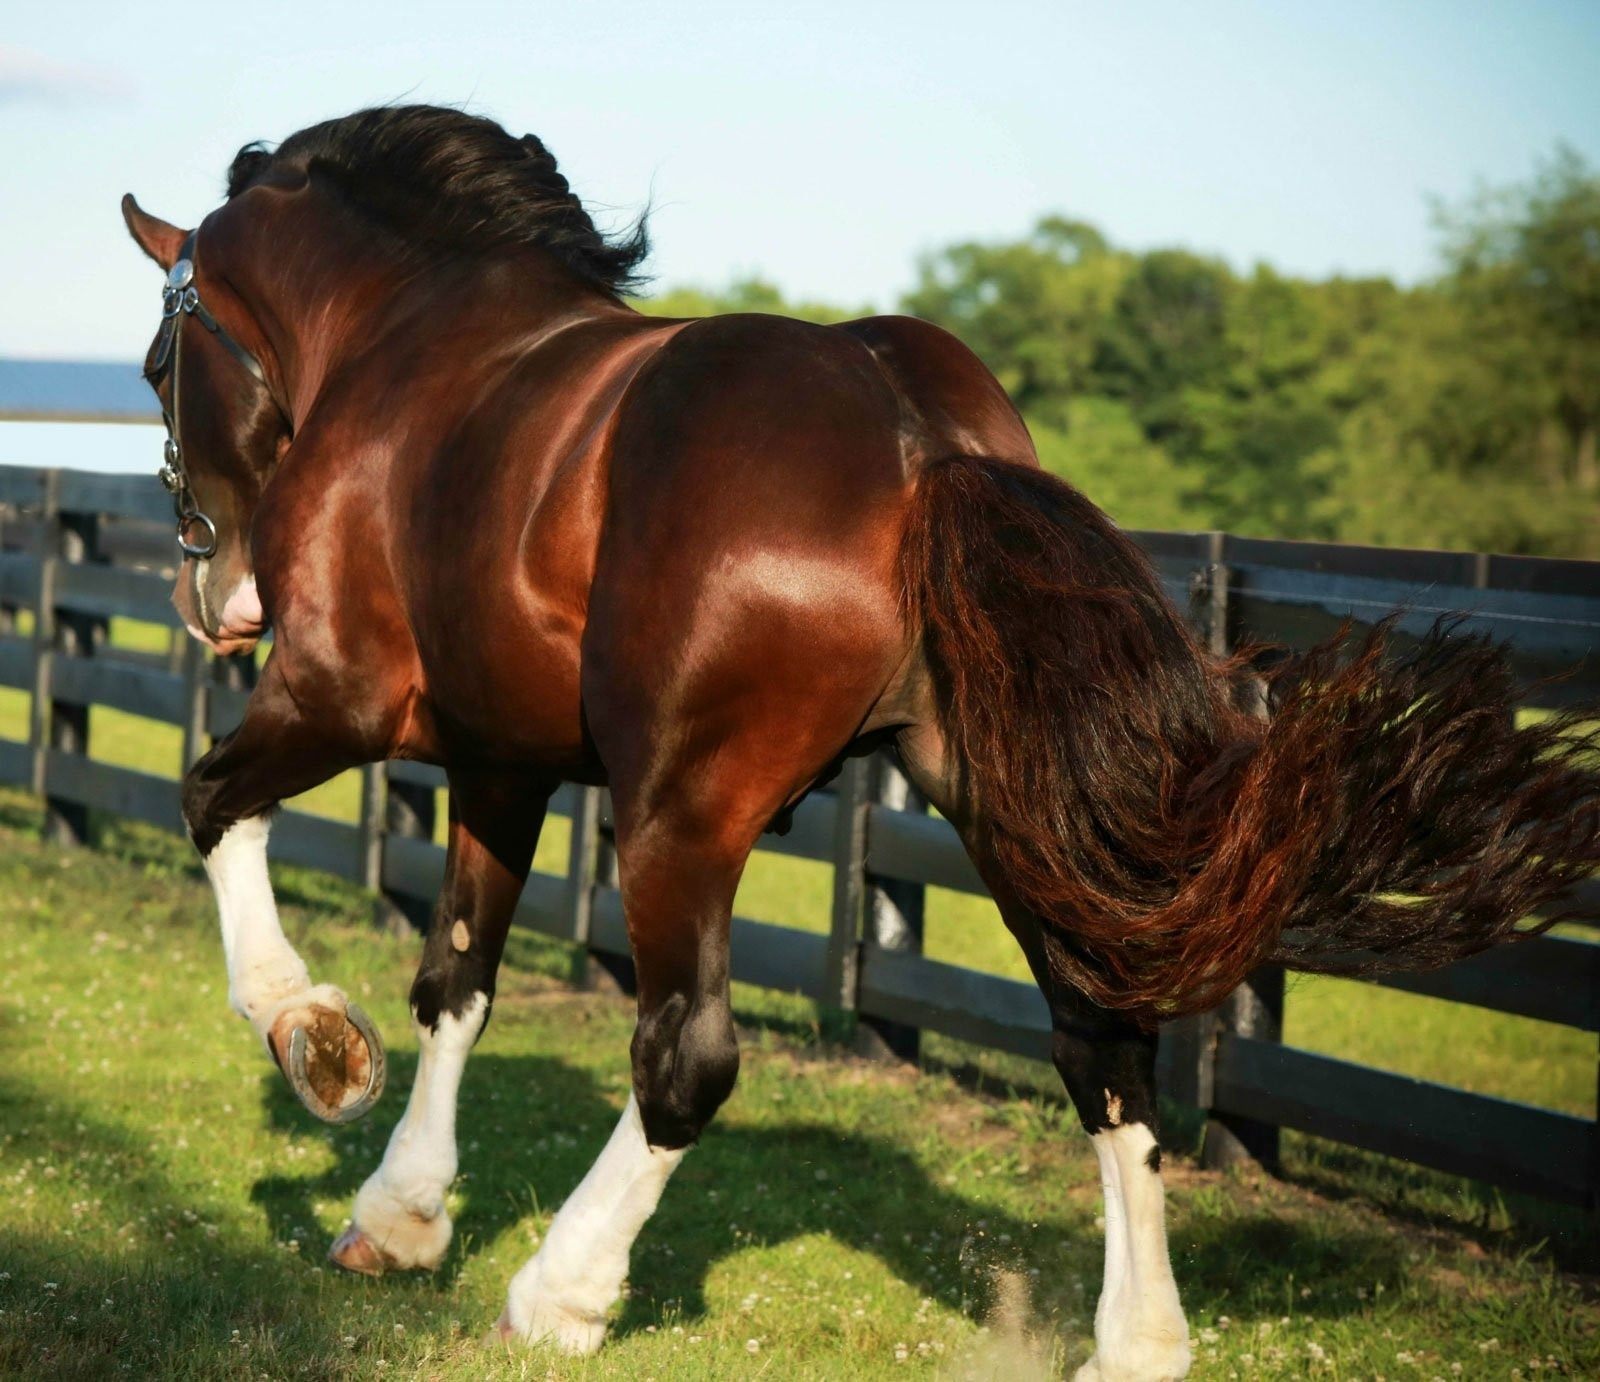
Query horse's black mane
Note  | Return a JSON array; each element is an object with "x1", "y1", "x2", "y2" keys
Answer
[{"x1": 225, "y1": 104, "x2": 649, "y2": 293}]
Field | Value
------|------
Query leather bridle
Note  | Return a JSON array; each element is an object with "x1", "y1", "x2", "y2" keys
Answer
[{"x1": 143, "y1": 229, "x2": 271, "y2": 559}]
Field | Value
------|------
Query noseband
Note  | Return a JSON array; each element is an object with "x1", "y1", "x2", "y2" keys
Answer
[{"x1": 144, "y1": 230, "x2": 271, "y2": 560}]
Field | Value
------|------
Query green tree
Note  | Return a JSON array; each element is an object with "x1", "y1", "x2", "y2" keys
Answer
[
  {"x1": 639, "y1": 151, "x2": 1600, "y2": 555},
  {"x1": 1030, "y1": 399, "x2": 1200, "y2": 531},
  {"x1": 1436, "y1": 146, "x2": 1600, "y2": 497},
  {"x1": 1092, "y1": 248, "x2": 1232, "y2": 445},
  {"x1": 903, "y1": 217, "x2": 1129, "y2": 424}
]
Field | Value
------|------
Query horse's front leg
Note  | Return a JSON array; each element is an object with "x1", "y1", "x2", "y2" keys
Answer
[
  {"x1": 498, "y1": 791, "x2": 747, "y2": 1354},
  {"x1": 182, "y1": 662, "x2": 378, "y2": 1122},
  {"x1": 330, "y1": 769, "x2": 550, "y2": 1275}
]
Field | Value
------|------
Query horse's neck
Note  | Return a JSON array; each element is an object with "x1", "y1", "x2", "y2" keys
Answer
[{"x1": 235, "y1": 205, "x2": 625, "y2": 430}]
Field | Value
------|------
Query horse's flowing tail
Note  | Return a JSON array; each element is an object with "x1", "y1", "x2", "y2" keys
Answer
[{"x1": 901, "y1": 455, "x2": 1600, "y2": 1026}]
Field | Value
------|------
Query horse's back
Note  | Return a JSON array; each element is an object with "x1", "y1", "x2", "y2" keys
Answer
[
  {"x1": 608, "y1": 312, "x2": 910, "y2": 523},
  {"x1": 600, "y1": 310, "x2": 1033, "y2": 562}
]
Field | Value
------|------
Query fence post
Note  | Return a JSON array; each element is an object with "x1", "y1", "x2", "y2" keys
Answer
[
  {"x1": 1158, "y1": 1010, "x2": 1214, "y2": 1112},
  {"x1": 564, "y1": 786, "x2": 632, "y2": 993},
  {"x1": 28, "y1": 473, "x2": 59, "y2": 802},
  {"x1": 1203, "y1": 530, "x2": 1230, "y2": 657},
  {"x1": 382, "y1": 772, "x2": 437, "y2": 933},
  {"x1": 214, "y1": 649, "x2": 258, "y2": 697},
  {"x1": 1176, "y1": 538, "x2": 1286, "y2": 1172},
  {"x1": 1162, "y1": 545, "x2": 1226, "y2": 1124},
  {"x1": 41, "y1": 482, "x2": 101, "y2": 847},
  {"x1": 565, "y1": 785, "x2": 601, "y2": 948},
  {"x1": 0, "y1": 494, "x2": 17, "y2": 637},
  {"x1": 357, "y1": 762, "x2": 388, "y2": 923},
  {"x1": 856, "y1": 755, "x2": 926, "y2": 1062},
  {"x1": 1200, "y1": 967, "x2": 1285, "y2": 1173},
  {"x1": 825, "y1": 759, "x2": 870, "y2": 1021},
  {"x1": 180, "y1": 635, "x2": 208, "y2": 771}
]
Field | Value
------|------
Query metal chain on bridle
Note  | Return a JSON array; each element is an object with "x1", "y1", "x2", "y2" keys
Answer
[{"x1": 143, "y1": 230, "x2": 271, "y2": 560}]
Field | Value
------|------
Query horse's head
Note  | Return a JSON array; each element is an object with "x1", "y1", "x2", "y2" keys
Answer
[{"x1": 122, "y1": 195, "x2": 287, "y2": 655}]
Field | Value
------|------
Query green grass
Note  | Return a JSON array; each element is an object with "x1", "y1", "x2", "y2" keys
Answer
[
  {"x1": 1, "y1": 619, "x2": 1598, "y2": 1373},
  {"x1": 1, "y1": 794, "x2": 1596, "y2": 1379}
]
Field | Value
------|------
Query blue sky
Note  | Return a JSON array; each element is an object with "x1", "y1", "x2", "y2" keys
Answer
[{"x1": 3, "y1": 0, "x2": 1598, "y2": 369}]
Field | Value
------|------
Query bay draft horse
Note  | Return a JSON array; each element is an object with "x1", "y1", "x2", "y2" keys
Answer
[{"x1": 121, "y1": 105, "x2": 1599, "y2": 1380}]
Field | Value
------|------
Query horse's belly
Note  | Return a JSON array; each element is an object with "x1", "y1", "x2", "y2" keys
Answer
[{"x1": 413, "y1": 623, "x2": 596, "y2": 777}]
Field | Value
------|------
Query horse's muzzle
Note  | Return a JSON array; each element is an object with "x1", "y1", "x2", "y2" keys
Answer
[{"x1": 181, "y1": 564, "x2": 266, "y2": 655}]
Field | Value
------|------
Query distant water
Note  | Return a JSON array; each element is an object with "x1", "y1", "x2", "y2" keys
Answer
[
  {"x1": 0, "y1": 420, "x2": 160, "y2": 475},
  {"x1": 0, "y1": 357, "x2": 161, "y2": 476}
]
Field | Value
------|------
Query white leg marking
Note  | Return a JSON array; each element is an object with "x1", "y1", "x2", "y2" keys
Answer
[
  {"x1": 503, "y1": 1094, "x2": 685, "y2": 1355},
  {"x1": 1093, "y1": 1122, "x2": 1130, "y2": 1352},
  {"x1": 347, "y1": 993, "x2": 486, "y2": 1269},
  {"x1": 1075, "y1": 1124, "x2": 1190, "y2": 1382},
  {"x1": 204, "y1": 817, "x2": 326, "y2": 1042}
]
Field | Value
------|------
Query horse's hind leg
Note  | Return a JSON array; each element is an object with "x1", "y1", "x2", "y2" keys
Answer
[
  {"x1": 330, "y1": 769, "x2": 550, "y2": 1276},
  {"x1": 974, "y1": 906, "x2": 1190, "y2": 1380},
  {"x1": 499, "y1": 781, "x2": 754, "y2": 1354},
  {"x1": 898, "y1": 725, "x2": 1190, "y2": 1381},
  {"x1": 1050, "y1": 987, "x2": 1189, "y2": 1381}
]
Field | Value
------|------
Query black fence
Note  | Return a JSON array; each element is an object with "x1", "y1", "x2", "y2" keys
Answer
[{"x1": 2, "y1": 462, "x2": 1597, "y2": 1207}]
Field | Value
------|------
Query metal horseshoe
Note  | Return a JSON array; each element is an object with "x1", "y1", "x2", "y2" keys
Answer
[{"x1": 284, "y1": 1002, "x2": 388, "y2": 1125}]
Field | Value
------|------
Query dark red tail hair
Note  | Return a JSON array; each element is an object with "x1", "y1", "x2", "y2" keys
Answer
[{"x1": 901, "y1": 455, "x2": 1600, "y2": 1027}]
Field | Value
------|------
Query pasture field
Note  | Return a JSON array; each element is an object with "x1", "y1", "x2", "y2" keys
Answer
[
  {"x1": 0, "y1": 617, "x2": 1597, "y2": 1375},
  {"x1": 0, "y1": 789, "x2": 1597, "y2": 1379}
]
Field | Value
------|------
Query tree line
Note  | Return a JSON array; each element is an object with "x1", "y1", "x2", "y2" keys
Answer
[{"x1": 643, "y1": 148, "x2": 1600, "y2": 557}]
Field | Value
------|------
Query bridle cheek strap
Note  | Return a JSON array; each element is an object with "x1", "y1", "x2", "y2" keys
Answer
[{"x1": 144, "y1": 229, "x2": 272, "y2": 560}]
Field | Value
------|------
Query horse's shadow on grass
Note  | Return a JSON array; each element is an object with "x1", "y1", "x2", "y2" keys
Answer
[
  {"x1": 249, "y1": 1048, "x2": 1416, "y2": 1342},
  {"x1": 0, "y1": 1066, "x2": 368, "y2": 1378},
  {"x1": 0, "y1": 1046, "x2": 1434, "y2": 1370}
]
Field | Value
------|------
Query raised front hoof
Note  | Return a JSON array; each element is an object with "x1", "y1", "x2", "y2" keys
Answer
[
  {"x1": 493, "y1": 1303, "x2": 607, "y2": 1357},
  {"x1": 268, "y1": 999, "x2": 386, "y2": 1124}
]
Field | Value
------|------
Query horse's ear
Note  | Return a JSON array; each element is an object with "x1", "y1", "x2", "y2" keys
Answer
[{"x1": 121, "y1": 194, "x2": 187, "y2": 270}]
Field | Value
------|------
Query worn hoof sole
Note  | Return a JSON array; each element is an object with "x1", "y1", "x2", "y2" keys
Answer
[{"x1": 270, "y1": 1001, "x2": 386, "y2": 1124}]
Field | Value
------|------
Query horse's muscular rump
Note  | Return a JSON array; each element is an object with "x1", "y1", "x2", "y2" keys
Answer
[{"x1": 838, "y1": 314, "x2": 1037, "y2": 471}]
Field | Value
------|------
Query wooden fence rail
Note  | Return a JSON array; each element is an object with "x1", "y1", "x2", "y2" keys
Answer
[{"x1": 2, "y1": 463, "x2": 1598, "y2": 1207}]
